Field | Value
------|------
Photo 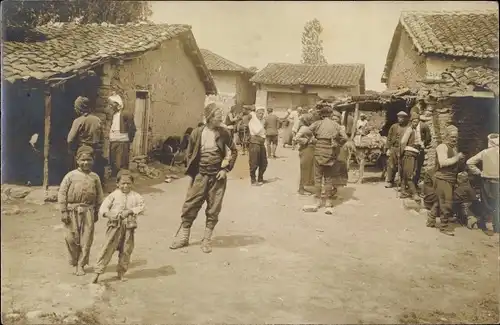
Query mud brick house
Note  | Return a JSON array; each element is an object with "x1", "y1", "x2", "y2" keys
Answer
[
  {"x1": 381, "y1": 10, "x2": 499, "y2": 172},
  {"x1": 250, "y1": 63, "x2": 365, "y2": 116},
  {"x1": 201, "y1": 48, "x2": 256, "y2": 114},
  {"x1": 2, "y1": 22, "x2": 216, "y2": 187}
]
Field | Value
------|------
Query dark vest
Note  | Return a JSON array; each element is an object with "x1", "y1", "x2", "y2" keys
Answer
[{"x1": 434, "y1": 144, "x2": 458, "y2": 183}]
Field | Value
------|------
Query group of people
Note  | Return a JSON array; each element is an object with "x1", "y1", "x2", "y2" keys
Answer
[
  {"x1": 67, "y1": 94, "x2": 137, "y2": 183},
  {"x1": 383, "y1": 102, "x2": 499, "y2": 236}
]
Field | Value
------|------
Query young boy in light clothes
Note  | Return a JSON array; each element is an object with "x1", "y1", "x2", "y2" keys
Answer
[{"x1": 92, "y1": 169, "x2": 145, "y2": 283}]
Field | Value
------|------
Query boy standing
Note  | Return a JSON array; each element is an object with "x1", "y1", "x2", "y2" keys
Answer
[
  {"x1": 92, "y1": 170, "x2": 145, "y2": 283},
  {"x1": 58, "y1": 145, "x2": 104, "y2": 276},
  {"x1": 264, "y1": 107, "x2": 279, "y2": 158}
]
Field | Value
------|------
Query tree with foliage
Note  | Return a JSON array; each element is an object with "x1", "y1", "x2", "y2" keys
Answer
[
  {"x1": 301, "y1": 18, "x2": 328, "y2": 65},
  {"x1": 3, "y1": 0, "x2": 152, "y2": 31}
]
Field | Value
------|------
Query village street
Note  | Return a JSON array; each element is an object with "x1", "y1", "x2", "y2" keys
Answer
[{"x1": 1, "y1": 147, "x2": 499, "y2": 325}]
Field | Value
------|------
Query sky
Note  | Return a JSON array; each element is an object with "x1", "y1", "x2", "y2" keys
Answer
[{"x1": 151, "y1": 1, "x2": 498, "y2": 91}]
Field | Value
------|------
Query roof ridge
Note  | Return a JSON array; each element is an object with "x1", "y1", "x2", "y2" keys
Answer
[
  {"x1": 401, "y1": 9, "x2": 498, "y2": 16},
  {"x1": 269, "y1": 62, "x2": 365, "y2": 67}
]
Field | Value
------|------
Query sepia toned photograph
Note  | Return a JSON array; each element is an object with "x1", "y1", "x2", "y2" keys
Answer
[{"x1": 1, "y1": 1, "x2": 499, "y2": 324}]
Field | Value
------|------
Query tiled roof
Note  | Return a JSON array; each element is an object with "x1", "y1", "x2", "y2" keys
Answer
[
  {"x1": 3, "y1": 22, "x2": 217, "y2": 94},
  {"x1": 382, "y1": 10, "x2": 499, "y2": 82},
  {"x1": 200, "y1": 49, "x2": 251, "y2": 73},
  {"x1": 249, "y1": 63, "x2": 364, "y2": 87}
]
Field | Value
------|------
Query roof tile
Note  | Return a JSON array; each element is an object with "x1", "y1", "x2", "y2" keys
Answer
[
  {"x1": 3, "y1": 23, "x2": 191, "y2": 82},
  {"x1": 200, "y1": 49, "x2": 251, "y2": 73},
  {"x1": 249, "y1": 63, "x2": 364, "y2": 87},
  {"x1": 401, "y1": 11, "x2": 499, "y2": 58}
]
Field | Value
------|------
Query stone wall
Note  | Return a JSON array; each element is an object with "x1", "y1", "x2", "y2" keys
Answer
[
  {"x1": 421, "y1": 97, "x2": 497, "y2": 172},
  {"x1": 386, "y1": 29, "x2": 427, "y2": 90}
]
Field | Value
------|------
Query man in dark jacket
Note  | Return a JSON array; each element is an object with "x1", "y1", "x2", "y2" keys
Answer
[
  {"x1": 67, "y1": 96, "x2": 105, "y2": 181},
  {"x1": 108, "y1": 94, "x2": 136, "y2": 177},
  {"x1": 170, "y1": 103, "x2": 238, "y2": 253},
  {"x1": 385, "y1": 111, "x2": 409, "y2": 188}
]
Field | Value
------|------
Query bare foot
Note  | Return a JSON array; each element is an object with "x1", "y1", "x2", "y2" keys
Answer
[
  {"x1": 91, "y1": 274, "x2": 100, "y2": 284},
  {"x1": 75, "y1": 266, "x2": 86, "y2": 276}
]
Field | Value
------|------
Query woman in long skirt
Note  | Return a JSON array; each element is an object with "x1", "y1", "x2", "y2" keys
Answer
[{"x1": 294, "y1": 113, "x2": 317, "y2": 195}]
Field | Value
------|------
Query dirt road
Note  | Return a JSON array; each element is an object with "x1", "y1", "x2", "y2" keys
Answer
[{"x1": 2, "y1": 147, "x2": 499, "y2": 324}]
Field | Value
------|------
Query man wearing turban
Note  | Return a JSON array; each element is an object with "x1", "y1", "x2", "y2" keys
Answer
[
  {"x1": 427, "y1": 124, "x2": 464, "y2": 236},
  {"x1": 170, "y1": 103, "x2": 238, "y2": 253},
  {"x1": 108, "y1": 94, "x2": 136, "y2": 177},
  {"x1": 67, "y1": 96, "x2": 105, "y2": 181}
]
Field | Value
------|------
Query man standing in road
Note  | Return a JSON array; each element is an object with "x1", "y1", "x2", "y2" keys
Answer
[
  {"x1": 108, "y1": 94, "x2": 136, "y2": 177},
  {"x1": 248, "y1": 107, "x2": 268, "y2": 186},
  {"x1": 67, "y1": 96, "x2": 105, "y2": 181},
  {"x1": 427, "y1": 125, "x2": 464, "y2": 236},
  {"x1": 170, "y1": 103, "x2": 238, "y2": 253},
  {"x1": 308, "y1": 106, "x2": 348, "y2": 212},
  {"x1": 264, "y1": 107, "x2": 279, "y2": 159},
  {"x1": 385, "y1": 111, "x2": 409, "y2": 188}
]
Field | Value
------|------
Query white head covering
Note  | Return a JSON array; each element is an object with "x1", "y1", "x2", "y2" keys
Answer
[
  {"x1": 488, "y1": 133, "x2": 499, "y2": 148},
  {"x1": 108, "y1": 94, "x2": 124, "y2": 110},
  {"x1": 397, "y1": 111, "x2": 408, "y2": 117}
]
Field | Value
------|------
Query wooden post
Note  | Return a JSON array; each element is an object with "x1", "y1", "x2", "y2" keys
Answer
[
  {"x1": 350, "y1": 103, "x2": 360, "y2": 140},
  {"x1": 43, "y1": 88, "x2": 52, "y2": 190}
]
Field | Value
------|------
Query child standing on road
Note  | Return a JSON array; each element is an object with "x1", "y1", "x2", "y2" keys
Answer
[
  {"x1": 92, "y1": 170, "x2": 145, "y2": 283},
  {"x1": 58, "y1": 145, "x2": 104, "y2": 276}
]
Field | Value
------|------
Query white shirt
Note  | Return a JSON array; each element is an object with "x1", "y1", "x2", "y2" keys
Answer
[
  {"x1": 109, "y1": 111, "x2": 130, "y2": 142},
  {"x1": 249, "y1": 112, "x2": 266, "y2": 138},
  {"x1": 201, "y1": 127, "x2": 218, "y2": 153}
]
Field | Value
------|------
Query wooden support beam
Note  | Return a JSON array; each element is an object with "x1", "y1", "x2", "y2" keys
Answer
[
  {"x1": 350, "y1": 103, "x2": 360, "y2": 141},
  {"x1": 43, "y1": 88, "x2": 52, "y2": 190}
]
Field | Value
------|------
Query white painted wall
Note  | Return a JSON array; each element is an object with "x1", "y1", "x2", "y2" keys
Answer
[{"x1": 211, "y1": 72, "x2": 238, "y2": 95}]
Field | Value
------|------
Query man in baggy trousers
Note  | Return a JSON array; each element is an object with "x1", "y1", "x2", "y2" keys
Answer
[{"x1": 170, "y1": 103, "x2": 238, "y2": 253}]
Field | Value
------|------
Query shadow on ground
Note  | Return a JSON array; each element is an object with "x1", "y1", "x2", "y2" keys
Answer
[
  {"x1": 101, "y1": 265, "x2": 176, "y2": 283},
  {"x1": 87, "y1": 259, "x2": 148, "y2": 274},
  {"x1": 191, "y1": 235, "x2": 266, "y2": 248},
  {"x1": 332, "y1": 187, "x2": 357, "y2": 208}
]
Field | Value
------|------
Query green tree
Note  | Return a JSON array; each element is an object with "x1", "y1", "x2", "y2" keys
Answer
[
  {"x1": 3, "y1": 0, "x2": 152, "y2": 29},
  {"x1": 301, "y1": 18, "x2": 328, "y2": 65}
]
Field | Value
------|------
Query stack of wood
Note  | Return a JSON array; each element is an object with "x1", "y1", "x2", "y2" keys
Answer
[{"x1": 131, "y1": 155, "x2": 161, "y2": 179}]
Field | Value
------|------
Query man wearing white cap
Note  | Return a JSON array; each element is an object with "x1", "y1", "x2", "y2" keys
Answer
[
  {"x1": 108, "y1": 94, "x2": 136, "y2": 177},
  {"x1": 385, "y1": 111, "x2": 409, "y2": 188},
  {"x1": 467, "y1": 133, "x2": 499, "y2": 234}
]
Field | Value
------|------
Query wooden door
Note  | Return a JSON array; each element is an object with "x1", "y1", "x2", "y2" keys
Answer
[{"x1": 132, "y1": 92, "x2": 149, "y2": 157}]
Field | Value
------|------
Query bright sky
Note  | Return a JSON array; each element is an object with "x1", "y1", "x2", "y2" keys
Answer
[{"x1": 151, "y1": 1, "x2": 497, "y2": 91}]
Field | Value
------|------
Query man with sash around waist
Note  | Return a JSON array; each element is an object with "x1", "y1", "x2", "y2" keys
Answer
[
  {"x1": 248, "y1": 107, "x2": 268, "y2": 186},
  {"x1": 427, "y1": 125, "x2": 464, "y2": 236},
  {"x1": 308, "y1": 106, "x2": 348, "y2": 211},
  {"x1": 170, "y1": 103, "x2": 238, "y2": 253},
  {"x1": 400, "y1": 112, "x2": 431, "y2": 201}
]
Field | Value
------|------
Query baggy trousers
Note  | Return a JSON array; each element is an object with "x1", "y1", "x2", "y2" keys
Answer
[
  {"x1": 430, "y1": 178, "x2": 455, "y2": 229},
  {"x1": 249, "y1": 140, "x2": 268, "y2": 182},
  {"x1": 314, "y1": 160, "x2": 335, "y2": 199},
  {"x1": 109, "y1": 142, "x2": 130, "y2": 177},
  {"x1": 299, "y1": 145, "x2": 315, "y2": 189},
  {"x1": 386, "y1": 149, "x2": 401, "y2": 184},
  {"x1": 413, "y1": 150, "x2": 425, "y2": 185},
  {"x1": 401, "y1": 151, "x2": 418, "y2": 196},
  {"x1": 480, "y1": 178, "x2": 499, "y2": 232},
  {"x1": 181, "y1": 173, "x2": 227, "y2": 229},
  {"x1": 65, "y1": 206, "x2": 95, "y2": 267},
  {"x1": 94, "y1": 222, "x2": 134, "y2": 274}
]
